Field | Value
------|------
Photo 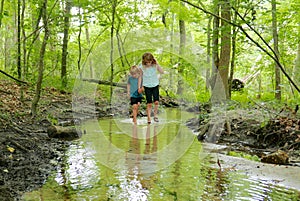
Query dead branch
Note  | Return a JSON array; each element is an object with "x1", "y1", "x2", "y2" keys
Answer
[{"x1": 0, "y1": 70, "x2": 28, "y2": 85}]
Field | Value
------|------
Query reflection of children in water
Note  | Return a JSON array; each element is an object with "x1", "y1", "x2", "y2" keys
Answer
[
  {"x1": 126, "y1": 125, "x2": 158, "y2": 171},
  {"x1": 144, "y1": 125, "x2": 157, "y2": 156},
  {"x1": 124, "y1": 125, "x2": 158, "y2": 198}
]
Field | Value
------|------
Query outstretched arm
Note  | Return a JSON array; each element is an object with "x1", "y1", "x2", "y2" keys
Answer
[{"x1": 156, "y1": 64, "x2": 164, "y2": 74}]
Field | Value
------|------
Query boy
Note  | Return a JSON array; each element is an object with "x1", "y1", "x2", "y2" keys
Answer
[{"x1": 127, "y1": 65, "x2": 143, "y2": 124}]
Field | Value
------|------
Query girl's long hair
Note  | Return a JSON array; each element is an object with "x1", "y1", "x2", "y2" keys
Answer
[{"x1": 142, "y1": 52, "x2": 157, "y2": 65}]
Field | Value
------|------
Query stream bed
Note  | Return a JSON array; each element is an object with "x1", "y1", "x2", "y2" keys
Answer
[{"x1": 22, "y1": 108, "x2": 300, "y2": 201}]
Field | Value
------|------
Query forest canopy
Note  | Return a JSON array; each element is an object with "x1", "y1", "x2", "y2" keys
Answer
[{"x1": 0, "y1": 0, "x2": 299, "y2": 115}]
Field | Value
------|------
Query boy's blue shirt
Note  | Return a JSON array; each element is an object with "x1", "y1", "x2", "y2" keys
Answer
[{"x1": 128, "y1": 75, "x2": 142, "y2": 98}]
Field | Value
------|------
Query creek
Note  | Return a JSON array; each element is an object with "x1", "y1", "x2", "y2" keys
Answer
[{"x1": 22, "y1": 108, "x2": 300, "y2": 200}]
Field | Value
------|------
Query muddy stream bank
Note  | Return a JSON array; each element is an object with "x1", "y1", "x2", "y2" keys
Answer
[{"x1": 0, "y1": 81, "x2": 299, "y2": 200}]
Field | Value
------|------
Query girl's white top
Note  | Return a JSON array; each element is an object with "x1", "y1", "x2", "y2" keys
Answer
[{"x1": 140, "y1": 65, "x2": 159, "y2": 88}]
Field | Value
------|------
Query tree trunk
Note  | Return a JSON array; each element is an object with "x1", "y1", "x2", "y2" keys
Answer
[
  {"x1": 206, "y1": 16, "x2": 212, "y2": 92},
  {"x1": 84, "y1": 15, "x2": 94, "y2": 78},
  {"x1": 211, "y1": 0, "x2": 220, "y2": 92},
  {"x1": 272, "y1": 0, "x2": 281, "y2": 100},
  {"x1": 21, "y1": 0, "x2": 27, "y2": 79},
  {"x1": 293, "y1": 31, "x2": 300, "y2": 87},
  {"x1": 177, "y1": 18, "x2": 186, "y2": 95},
  {"x1": 109, "y1": 0, "x2": 117, "y2": 106},
  {"x1": 228, "y1": 6, "x2": 238, "y2": 98},
  {"x1": 218, "y1": 0, "x2": 231, "y2": 100},
  {"x1": 0, "y1": 0, "x2": 4, "y2": 27},
  {"x1": 17, "y1": 0, "x2": 21, "y2": 80},
  {"x1": 61, "y1": 0, "x2": 71, "y2": 88},
  {"x1": 31, "y1": 0, "x2": 49, "y2": 116},
  {"x1": 77, "y1": 6, "x2": 82, "y2": 79}
]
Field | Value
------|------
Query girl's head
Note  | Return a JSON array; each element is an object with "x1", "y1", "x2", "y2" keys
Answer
[
  {"x1": 142, "y1": 52, "x2": 157, "y2": 66},
  {"x1": 130, "y1": 65, "x2": 141, "y2": 78}
]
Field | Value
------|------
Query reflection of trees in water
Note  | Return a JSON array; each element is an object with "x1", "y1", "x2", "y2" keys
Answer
[{"x1": 200, "y1": 166, "x2": 229, "y2": 201}]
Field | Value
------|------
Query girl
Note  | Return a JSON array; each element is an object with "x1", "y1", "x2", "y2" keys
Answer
[{"x1": 139, "y1": 52, "x2": 164, "y2": 124}]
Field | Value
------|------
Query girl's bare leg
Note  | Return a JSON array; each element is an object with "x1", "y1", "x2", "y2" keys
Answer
[
  {"x1": 147, "y1": 103, "x2": 152, "y2": 123},
  {"x1": 154, "y1": 101, "x2": 159, "y2": 122}
]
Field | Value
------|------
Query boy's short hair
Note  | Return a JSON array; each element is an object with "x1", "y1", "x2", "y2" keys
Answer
[{"x1": 130, "y1": 65, "x2": 141, "y2": 75}]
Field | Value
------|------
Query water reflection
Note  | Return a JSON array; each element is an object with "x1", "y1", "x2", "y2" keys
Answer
[
  {"x1": 107, "y1": 125, "x2": 158, "y2": 201},
  {"x1": 22, "y1": 109, "x2": 300, "y2": 201}
]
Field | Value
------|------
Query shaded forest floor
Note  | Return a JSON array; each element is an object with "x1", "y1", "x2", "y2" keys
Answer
[{"x1": 0, "y1": 80, "x2": 300, "y2": 200}]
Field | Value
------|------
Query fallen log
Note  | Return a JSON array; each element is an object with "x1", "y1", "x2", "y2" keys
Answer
[
  {"x1": 82, "y1": 78, "x2": 126, "y2": 88},
  {"x1": 47, "y1": 125, "x2": 82, "y2": 140}
]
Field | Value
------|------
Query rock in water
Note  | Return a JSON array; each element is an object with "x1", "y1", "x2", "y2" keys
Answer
[
  {"x1": 47, "y1": 125, "x2": 82, "y2": 140},
  {"x1": 261, "y1": 150, "x2": 289, "y2": 165}
]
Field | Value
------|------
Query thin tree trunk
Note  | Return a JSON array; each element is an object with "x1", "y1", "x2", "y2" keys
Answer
[
  {"x1": 177, "y1": 18, "x2": 186, "y2": 95},
  {"x1": 61, "y1": 0, "x2": 71, "y2": 88},
  {"x1": 272, "y1": 0, "x2": 281, "y2": 100},
  {"x1": 109, "y1": 0, "x2": 117, "y2": 106},
  {"x1": 0, "y1": 0, "x2": 4, "y2": 27},
  {"x1": 206, "y1": 16, "x2": 212, "y2": 92},
  {"x1": 77, "y1": 6, "x2": 82, "y2": 78},
  {"x1": 31, "y1": 0, "x2": 49, "y2": 116},
  {"x1": 293, "y1": 34, "x2": 300, "y2": 87},
  {"x1": 17, "y1": 0, "x2": 21, "y2": 80},
  {"x1": 229, "y1": 8, "x2": 238, "y2": 98},
  {"x1": 84, "y1": 15, "x2": 94, "y2": 78},
  {"x1": 211, "y1": 0, "x2": 219, "y2": 91},
  {"x1": 21, "y1": 0, "x2": 27, "y2": 79}
]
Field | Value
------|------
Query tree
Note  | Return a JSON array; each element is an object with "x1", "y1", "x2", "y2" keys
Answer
[
  {"x1": 218, "y1": 0, "x2": 231, "y2": 100},
  {"x1": 293, "y1": 23, "x2": 300, "y2": 88},
  {"x1": 31, "y1": 0, "x2": 49, "y2": 116},
  {"x1": 210, "y1": 0, "x2": 231, "y2": 102},
  {"x1": 109, "y1": 0, "x2": 117, "y2": 106},
  {"x1": 61, "y1": 0, "x2": 72, "y2": 88},
  {"x1": 0, "y1": 0, "x2": 4, "y2": 28},
  {"x1": 272, "y1": 0, "x2": 281, "y2": 100},
  {"x1": 177, "y1": 3, "x2": 186, "y2": 95}
]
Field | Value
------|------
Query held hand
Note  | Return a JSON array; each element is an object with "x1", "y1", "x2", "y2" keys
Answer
[{"x1": 138, "y1": 87, "x2": 144, "y2": 94}]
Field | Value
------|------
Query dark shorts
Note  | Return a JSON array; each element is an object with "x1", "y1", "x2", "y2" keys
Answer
[
  {"x1": 130, "y1": 97, "x2": 142, "y2": 105},
  {"x1": 144, "y1": 85, "x2": 159, "y2": 104}
]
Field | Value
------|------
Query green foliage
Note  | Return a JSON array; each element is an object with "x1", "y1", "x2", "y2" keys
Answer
[
  {"x1": 0, "y1": 0, "x2": 299, "y2": 112},
  {"x1": 42, "y1": 75, "x2": 75, "y2": 93},
  {"x1": 228, "y1": 151, "x2": 260, "y2": 162},
  {"x1": 47, "y1": 113, "x2": 58, "y2": 125},
  {"x1": 0, "y1": 112, "x2": 9, "y2": 121}
]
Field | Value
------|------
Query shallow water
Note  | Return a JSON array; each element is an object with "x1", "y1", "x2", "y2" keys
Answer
[{"x1": 23, "y1": 108, "x2": 300, "y2": 201}]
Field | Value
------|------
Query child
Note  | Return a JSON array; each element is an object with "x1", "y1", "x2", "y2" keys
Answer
[
  {"x1": 139, "y1": 52, "x2": 164, "y2": 124},
  {"x1": 127, "y1": 65, "x2": 143, "y2": 124}
]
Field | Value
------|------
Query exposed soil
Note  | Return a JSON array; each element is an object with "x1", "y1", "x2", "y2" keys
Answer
[
  {"x1": 0, "y1": 80, "x2": 300, "y2": 200},
  {"x1": 186, "y1": 102, "x2": 300, "y2": 165},
  {"x1": 0, "y1": 80, "x2": 111, "y2": 201}
]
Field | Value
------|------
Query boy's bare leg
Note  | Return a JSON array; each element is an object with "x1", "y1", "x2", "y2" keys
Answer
[
  {"x1": 147, "y1": 103, "x2": 152, "y2": 123},
  {"x1": 132, "y1": 104, "x2": 138, "y2": 124}
]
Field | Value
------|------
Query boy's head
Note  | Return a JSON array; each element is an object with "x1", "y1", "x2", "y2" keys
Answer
[{"x1": 130, "y1": 65, "x2": 141, "y2": 78}]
